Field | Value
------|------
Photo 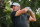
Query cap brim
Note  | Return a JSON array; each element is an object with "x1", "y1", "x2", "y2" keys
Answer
[{"x1": 10, "y1": 5, "x2": 15, "y2": 8}]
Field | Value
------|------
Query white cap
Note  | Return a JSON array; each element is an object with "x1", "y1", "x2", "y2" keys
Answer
[{"x1": 12, "y1": 2, "x2": 20, "y2": 7}]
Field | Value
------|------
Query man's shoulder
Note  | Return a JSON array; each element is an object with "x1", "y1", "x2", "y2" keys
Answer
[
  {"x1": 10, "y1": 11, "x2": 17, "y2": 16},
  {"x1": 11, "y1": 11, "x2": 16, "y2": 14}
]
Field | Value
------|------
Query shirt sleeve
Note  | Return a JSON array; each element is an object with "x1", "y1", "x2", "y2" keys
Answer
[
  {"x1": 13, "y1": 11, "x2": 16, "y2": 17},
  {"x1": 11, "y1": 11, "x2": 16, "y2": 17},
  {"x1": 10, "y1": 11, "x2": 16, "y2": 23}
]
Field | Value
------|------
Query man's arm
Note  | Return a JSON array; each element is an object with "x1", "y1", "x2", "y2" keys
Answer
[
  {"x1": 25, "y1": 7, "x2": 36, "y2": 21},
  {"x1": 29, "y1": 11, "x2": 36, "y2": 21},
  {"x1": 15, "y1": 8, "x2": 28, "y2": 16}
]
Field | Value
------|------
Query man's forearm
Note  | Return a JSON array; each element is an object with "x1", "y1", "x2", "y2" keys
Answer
[
  {"x1": 15, "y1": 8, "x2": 28, "y2": 16},
  {"x1": 21, "y1": 8, "x2": 28, "y2": 13},
  {"x1": 30, "y1": 11, "x2": 35, "y2": 18}
]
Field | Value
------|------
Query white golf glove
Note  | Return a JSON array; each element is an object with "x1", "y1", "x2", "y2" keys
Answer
[{"x1": 25, "y1": 7, "x2": 32, "y2": 11}]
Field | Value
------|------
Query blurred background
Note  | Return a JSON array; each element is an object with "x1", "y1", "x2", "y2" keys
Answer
[{"x1": 0, "y1": 0, "x2": 40, "y2": 27}]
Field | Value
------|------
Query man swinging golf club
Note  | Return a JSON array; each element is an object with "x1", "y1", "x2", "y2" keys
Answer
[{"x1": 10, "y1": 2, "x2": 36, "y2": 27}]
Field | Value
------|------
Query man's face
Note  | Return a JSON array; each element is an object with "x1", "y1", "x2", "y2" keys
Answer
[{"x1": 12, "y1": 5, "x2": 20, "y2": 11}]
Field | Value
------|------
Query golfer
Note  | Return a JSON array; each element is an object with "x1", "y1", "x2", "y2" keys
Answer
[{"x1": 10, "y1": 2, "x2": 36, "y2": 27}]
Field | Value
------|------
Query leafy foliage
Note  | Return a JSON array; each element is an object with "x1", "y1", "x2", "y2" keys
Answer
[{"x1": 0, "y1": 0, "x2": 40, "y2": 27}]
